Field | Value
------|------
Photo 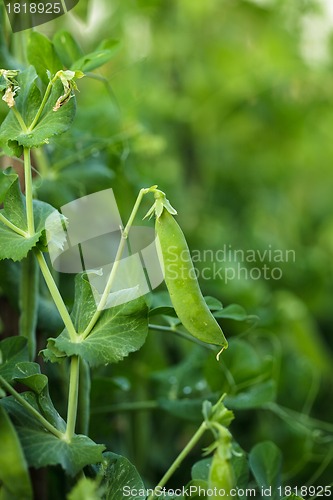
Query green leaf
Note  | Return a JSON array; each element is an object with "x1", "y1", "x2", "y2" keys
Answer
[
  {"x1": 71, "y1": 40, "x2": 120, "y2": 72},
  {"x1": 0, "y1": 169, "x2": 57, "y2": 263},
  {"x1": 0, "y1": 199, "x2": 56, "y2": 262},
  {"x1": 40, "y1": 338, "x2": 67, "y2": 363},
  {"x1": 27, "y1": 32, "x2": 63, "y2": 84},
  {"x1": 2, "y1": 167, "x2": 26, "y2": 229},
  {"x1": 225, "y1": 380, "x2": 276, "y2": 410},
  {"x1": 149, "y1": 305, "x2": 177, "y2": 318},
  {"x1": 204, "y1": 296, "x2": 223, "y2": 311},
  {"x1": 12, "y1": 362, "x2": 65, "y2": 432},
  {"x1": 0, "y1": 67, "x2": 76, "y2": 152},
  {"x1": 0, "y1": 167, "x2": 17, "y2": 203},
  {"x1": 33, "y1": 199, "x2": 59, "y2": 244},
  {"x1": 214, "y1": 304, "x2": 256, "y2": 322},
  {"x1": 183, "y1": 479, "x2": 209, "y2": 499},
  {"x1": 0, "y1": 227, "x2": 39, "y2": 261},
  {"x1": 149, "y1": 296, "x2": 220, "y2": 318},
  {"x1": 191, "y1": 457, "x2": 212, "y2": 481},
  {"x1": 0, "y1": 68, "x2": 41, "y2": 154},
  {"x1": 43, "y1": 273, "x2": 148, "y2": 367},
  {"x1": 67, "y1": 477, "x2": 101, "y2": 500},
  {"x1": 1, "y1": 394, "x2": 105, "y2": 476},
  {"x1": 202, "y1": 398, "x2": 234, "y2": 428},
  {"x1": 13, "y1": 362, "x2": 48, "y2": 394},
  {"x1": 28, "y1": 80, "x2": 76, "y2": 148},
  {"x1": 0, "y1": 406, "x2": 33, "y2": 500},
  {"x1": 216, "y1": 339, "x2": 268, "y2": 385},
  {"x1": 21, "y1": 430, "x2": 104, "y2": 477},
  {"x1": 34, "y1": 79, "x2": 76, "y2": 147},
  {"x1": 97, "y1": 38, "x2": 120, "y2": 53},
  {"x1": 94, "y1": 452, "x2": 145, "y2": 500},
  {"x1": 249, "y1": 441, "x2": 282, "y2": 499},
  {"x1": 53, "y1": 31, "x2": 84, "y2": 69},
  {"x1": 0, "y1": 337, "x2": 29, "y2": 382}
]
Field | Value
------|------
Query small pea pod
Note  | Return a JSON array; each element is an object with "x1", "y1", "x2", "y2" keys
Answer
[
  {"x1": 208, "y1": 428, "x2": 235, "y2": 496},
  {"x1": 155, "y1": 208, "x2": 228, "y2": 350},
  {"x1": 209, "y1": 445, "x2": 236, "y2": 495}
]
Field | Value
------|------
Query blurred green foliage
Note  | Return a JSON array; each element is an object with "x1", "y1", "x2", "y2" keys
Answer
[
  {"x1": 1, "y1": 0, "x2": 333, "y2": 495},
  {"x1": 65, "y1": 0, "x2": 333, "y2": 488},
  {"x1": 45, "y1": 0, "x2": 333, "y2": 327}
]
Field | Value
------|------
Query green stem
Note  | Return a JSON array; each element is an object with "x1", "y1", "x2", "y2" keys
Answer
[
  {"x1": 0, "y1": 375, "x2": 64, "y2": 440},
  {"x1": 77, "y1": 359, "x2": 91, "y2": 435},
  {"x1": 147, "y1": 422, "x2": 207, "y2": 500},
  {"x1": 19, "y1": 252, "x2": 39, "y2": 360},
  {"x1": 36, "y1": 251, "x2": 77, "y2": 342},
  {"x1": 0, "y1": 212, "x2": 28, "y2": 237},
  {"x1": 64, "y1": 355, "x2": 80, "y2": 442},
  {"x1": 12, "y1": 106, "x2": 28, "y2": 132},
  {"x1": 81, "y1": 187, "x2": 153, "y2": 340},
  {"x1": 23, "y1": 147, "x2": 35, "y2": 236},
  {"x1": 149, "y1": 323, "x2": 216, "y2": 350},
  {"x1": 28, "y1": 77, "x2": 56, "y2": 131}
]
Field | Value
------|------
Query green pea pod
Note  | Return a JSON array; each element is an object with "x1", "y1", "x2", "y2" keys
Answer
[
  {"x1": 208, "y1": 429, "x2": 235, "y2": 495},
  {"x1": 155, "y1": 208, "x2": 228, "y2": 350},
  {"x1": 208, "y1": 448, "x2": 236, "y2": 495}
]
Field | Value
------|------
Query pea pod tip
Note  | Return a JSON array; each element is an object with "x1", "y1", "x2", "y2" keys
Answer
[{"x1": 216, "y1": 343, "x2": 228, "y2": 361}]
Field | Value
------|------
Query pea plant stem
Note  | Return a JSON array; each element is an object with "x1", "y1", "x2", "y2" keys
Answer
[
  {"x1": 35, "y1": 252, "x2": 81, "y2": 439},
  {"x1": 12, "y1": 106, "x2": 28, "y2": 132},
  {"x1": 0, "y1": 375, "x2": 64, "y2": 440},
  {"x1": 77, "y1": 359, "x2": 91, "y2": 435},
  {"x1": 147, "y1": 422, "x2": 207, "y2": 500},
  {"x1": 64, "y1": 355, "x2": 80, "y2": 441},
  {"x1": 28, "y1": 77, "x2": 55, "y2": 131},
  {"x1": 19, "y1": 252, "x2": 38, "y2": 361},
  {"x1": 36, "y1": 251, "x2": 77, "y2": 342},
  {"x1": 23, "y1": 147, "x2": 35, "y2": 236},
  {"x1": 81, "y1": 187, "x2": 154, "y2": 340}
]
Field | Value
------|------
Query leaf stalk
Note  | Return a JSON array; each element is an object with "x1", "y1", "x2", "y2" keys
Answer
[
  {"x1": 36, "y1": 251, "x2": 77, "y2": 342},
  {"x1": 23, "y1": 147, "x2": 35, "y2": 236},
  {"x1": 64, "y1": 355, "x2": 80, "y2": 442},
  {"x1": 147, "y1": 422, "x2": 207, "y2": 500}
]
